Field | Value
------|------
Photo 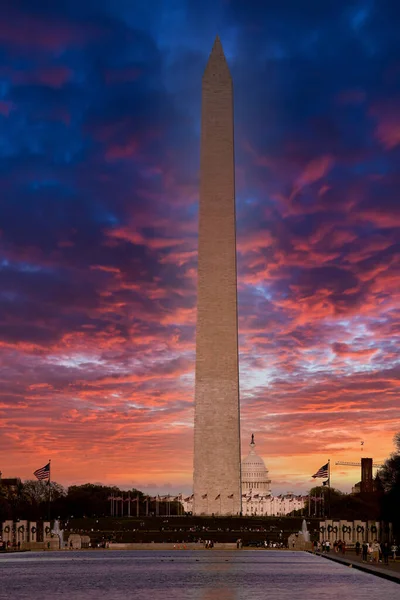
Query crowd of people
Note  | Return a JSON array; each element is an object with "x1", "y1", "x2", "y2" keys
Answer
[
  {"x1": 357, "y1": 540, "x2": 396, "y2": 564},
  {"x1": 313, "y1": 538, "x2": 398, "y2": 566}
]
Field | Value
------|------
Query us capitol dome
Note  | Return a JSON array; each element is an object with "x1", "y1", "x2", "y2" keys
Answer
[
  {"x1": 241, "y1": 434, "x2": 271, "y2": 496},
  {"x1": 241, "y1": 434, "x2": 306, "y2": 517},
  {"x1": 182, "y1": 434, "x2": 306, "y2": 516}
]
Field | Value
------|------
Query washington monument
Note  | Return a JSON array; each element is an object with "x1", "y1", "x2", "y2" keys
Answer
[{"x1": 193, "y1": 37, "x2": 241, "y2": 515}]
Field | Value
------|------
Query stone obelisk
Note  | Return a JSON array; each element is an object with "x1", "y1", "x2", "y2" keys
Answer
[{"x1": 193, "y1": 37, "x2": 241, "y2": 516}]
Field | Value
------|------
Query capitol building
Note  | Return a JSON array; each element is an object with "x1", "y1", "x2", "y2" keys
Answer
[{"x1": 184, "y1": 435, "x2": 306, "y2": 516}]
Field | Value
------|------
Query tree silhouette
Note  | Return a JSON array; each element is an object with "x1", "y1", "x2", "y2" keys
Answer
[{"x1": 378, "y1": 433, "x2": 400, "y2": 534}]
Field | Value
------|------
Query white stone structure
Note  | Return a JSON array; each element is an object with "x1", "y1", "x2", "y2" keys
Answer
[
  {"x1": 241, "y1": 436, "x2": 306, "y2": 516},
  {"x1": 185, "y1": 435, "x2": 306, "y2": 516},
  {"x1": 0, "y1": 520, "x2": 61, "y2": 550},
  {"x1": 241, "y1": 434, "x2": 271, "y2": 496},
  {"x1": 318, "y1": 519, "x2": 387, "y2": 544}
]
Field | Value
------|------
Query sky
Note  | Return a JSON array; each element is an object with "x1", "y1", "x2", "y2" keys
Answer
[{"x1": 0, "y1": 0, "x2": 399, "y2": 496}]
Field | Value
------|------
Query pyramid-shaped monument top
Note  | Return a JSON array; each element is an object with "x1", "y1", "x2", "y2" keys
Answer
[{"x1": 203, "y1": 35, "x2": 232, "y2": 81}]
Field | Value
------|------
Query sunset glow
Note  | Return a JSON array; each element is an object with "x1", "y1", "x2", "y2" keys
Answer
[{"x1": 0, "y1": 0, "x2": 399, "y2": 495}]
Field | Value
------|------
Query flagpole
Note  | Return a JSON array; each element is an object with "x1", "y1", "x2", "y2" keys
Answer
[
  {"x1": 328, "y1": 459, "x2": 331, "y2": 518},
  {"x1": 48, "y1": 459, "x2": 51, "y2": 522}
]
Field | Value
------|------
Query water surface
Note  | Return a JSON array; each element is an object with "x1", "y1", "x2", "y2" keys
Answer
[{"x1": 1, "y1": 550, "x2": 398, "y2": 599}]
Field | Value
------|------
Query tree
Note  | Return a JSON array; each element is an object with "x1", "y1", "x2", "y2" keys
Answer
[
  {"x1": 23, "y1": 480, "x2": 65, "y2": 505},
  {"x1": 378, "y1": 433, "x2": 400, "y2": 533},
  {"x1": 2, "y1": 478, "x2": 25, "y2": 520},
  {"x1": 306, "y1": 485, "x2": 380, "y2": 521},
  {"x1": 0, "y1": 480, "x2": 66, "y2": 521},
  {"x1": 22, "y1": 480, "x2": 66, "y2": 520},
  {"x1": 378, "y1": 433, "x2": 400, "y2": 492},
  {"x1": 306, "y1": 486, "x2": 342, "y2": 518},
  {"x1": 63, "y1": 484, "x2": 119, "y2": 518}
]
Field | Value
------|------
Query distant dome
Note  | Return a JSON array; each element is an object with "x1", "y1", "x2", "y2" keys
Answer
[{"x1": 241, "y1": 435, "x2": 271, "y2": 494}]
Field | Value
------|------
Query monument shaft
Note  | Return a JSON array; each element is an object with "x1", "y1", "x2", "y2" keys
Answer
[{"x1": 193, "y1": 38, "x2": 241, "y2": 515}]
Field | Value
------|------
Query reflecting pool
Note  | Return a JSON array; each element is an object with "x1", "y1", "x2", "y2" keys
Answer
[{"x1": 0, "y1": 550, "x2": 398, "y2": 599}]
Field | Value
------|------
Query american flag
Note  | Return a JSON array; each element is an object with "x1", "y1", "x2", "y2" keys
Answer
[
  {"x1": 33, "y1": 462, "x2": 50, "y2": 481},
  {"x1": 312, "y1": 463, "x2": 329, "y2": 478}
]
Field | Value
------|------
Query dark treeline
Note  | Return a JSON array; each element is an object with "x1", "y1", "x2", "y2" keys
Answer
[
  {"x1": 0, "y1": 483, "x2": 174, "y2": 521},
  {"x1": 303, "y1": 484, "x2": 384, "y2": 521}
]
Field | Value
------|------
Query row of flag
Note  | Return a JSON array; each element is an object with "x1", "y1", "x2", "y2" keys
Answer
[
  {"x1": 145, "y1": 495, "x2": 181, "y2": 502},
  {"x1": 201, "y1": 493, "x2": 235, "y2": 500}
]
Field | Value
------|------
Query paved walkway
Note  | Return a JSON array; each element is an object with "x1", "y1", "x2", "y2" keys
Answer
[{"x1": 314, "y1": 550, "x2": 400, "y2": 584}]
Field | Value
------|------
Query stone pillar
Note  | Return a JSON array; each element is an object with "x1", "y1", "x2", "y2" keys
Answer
[
  {"x1": 1, "y1": 520, "x2": 13, "y2": 545},
  {"x1": 29, "y1": 522, "x2": 37, "y2": 543},
  {"x1": 325, "y1": 519, "x2": 333, "y2": 542},
  {"x1": 43, "y1": 521, "x2": 51, "y2": 543},
  {"x1": 16, "y1": 520, "x2": 28, "y2": 545}
]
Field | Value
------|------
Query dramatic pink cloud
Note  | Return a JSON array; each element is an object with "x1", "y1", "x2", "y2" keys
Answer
[{"x1": 0, "y1": 0, "x2": 399, "y2": 497}]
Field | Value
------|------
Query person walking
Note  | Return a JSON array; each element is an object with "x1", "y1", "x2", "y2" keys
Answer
[
  {"x1": 368, "y1": 542, "x2": 373, "y2": 562},
  {"x1": 361, "y1": 541, "x2": 368, "y2": 562},
  {"x1": 371, "y1": 540, "x2": 381, "y2": 563},
  {"x1": 355, "y1": 541, "x2": 360, "y2": 556},
  {"x1": 391, "y1": 542, "x2": 397, "y2": 560},
  {"x1": 382, "y1": 542, "x2": 390, "y2": 565}
]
